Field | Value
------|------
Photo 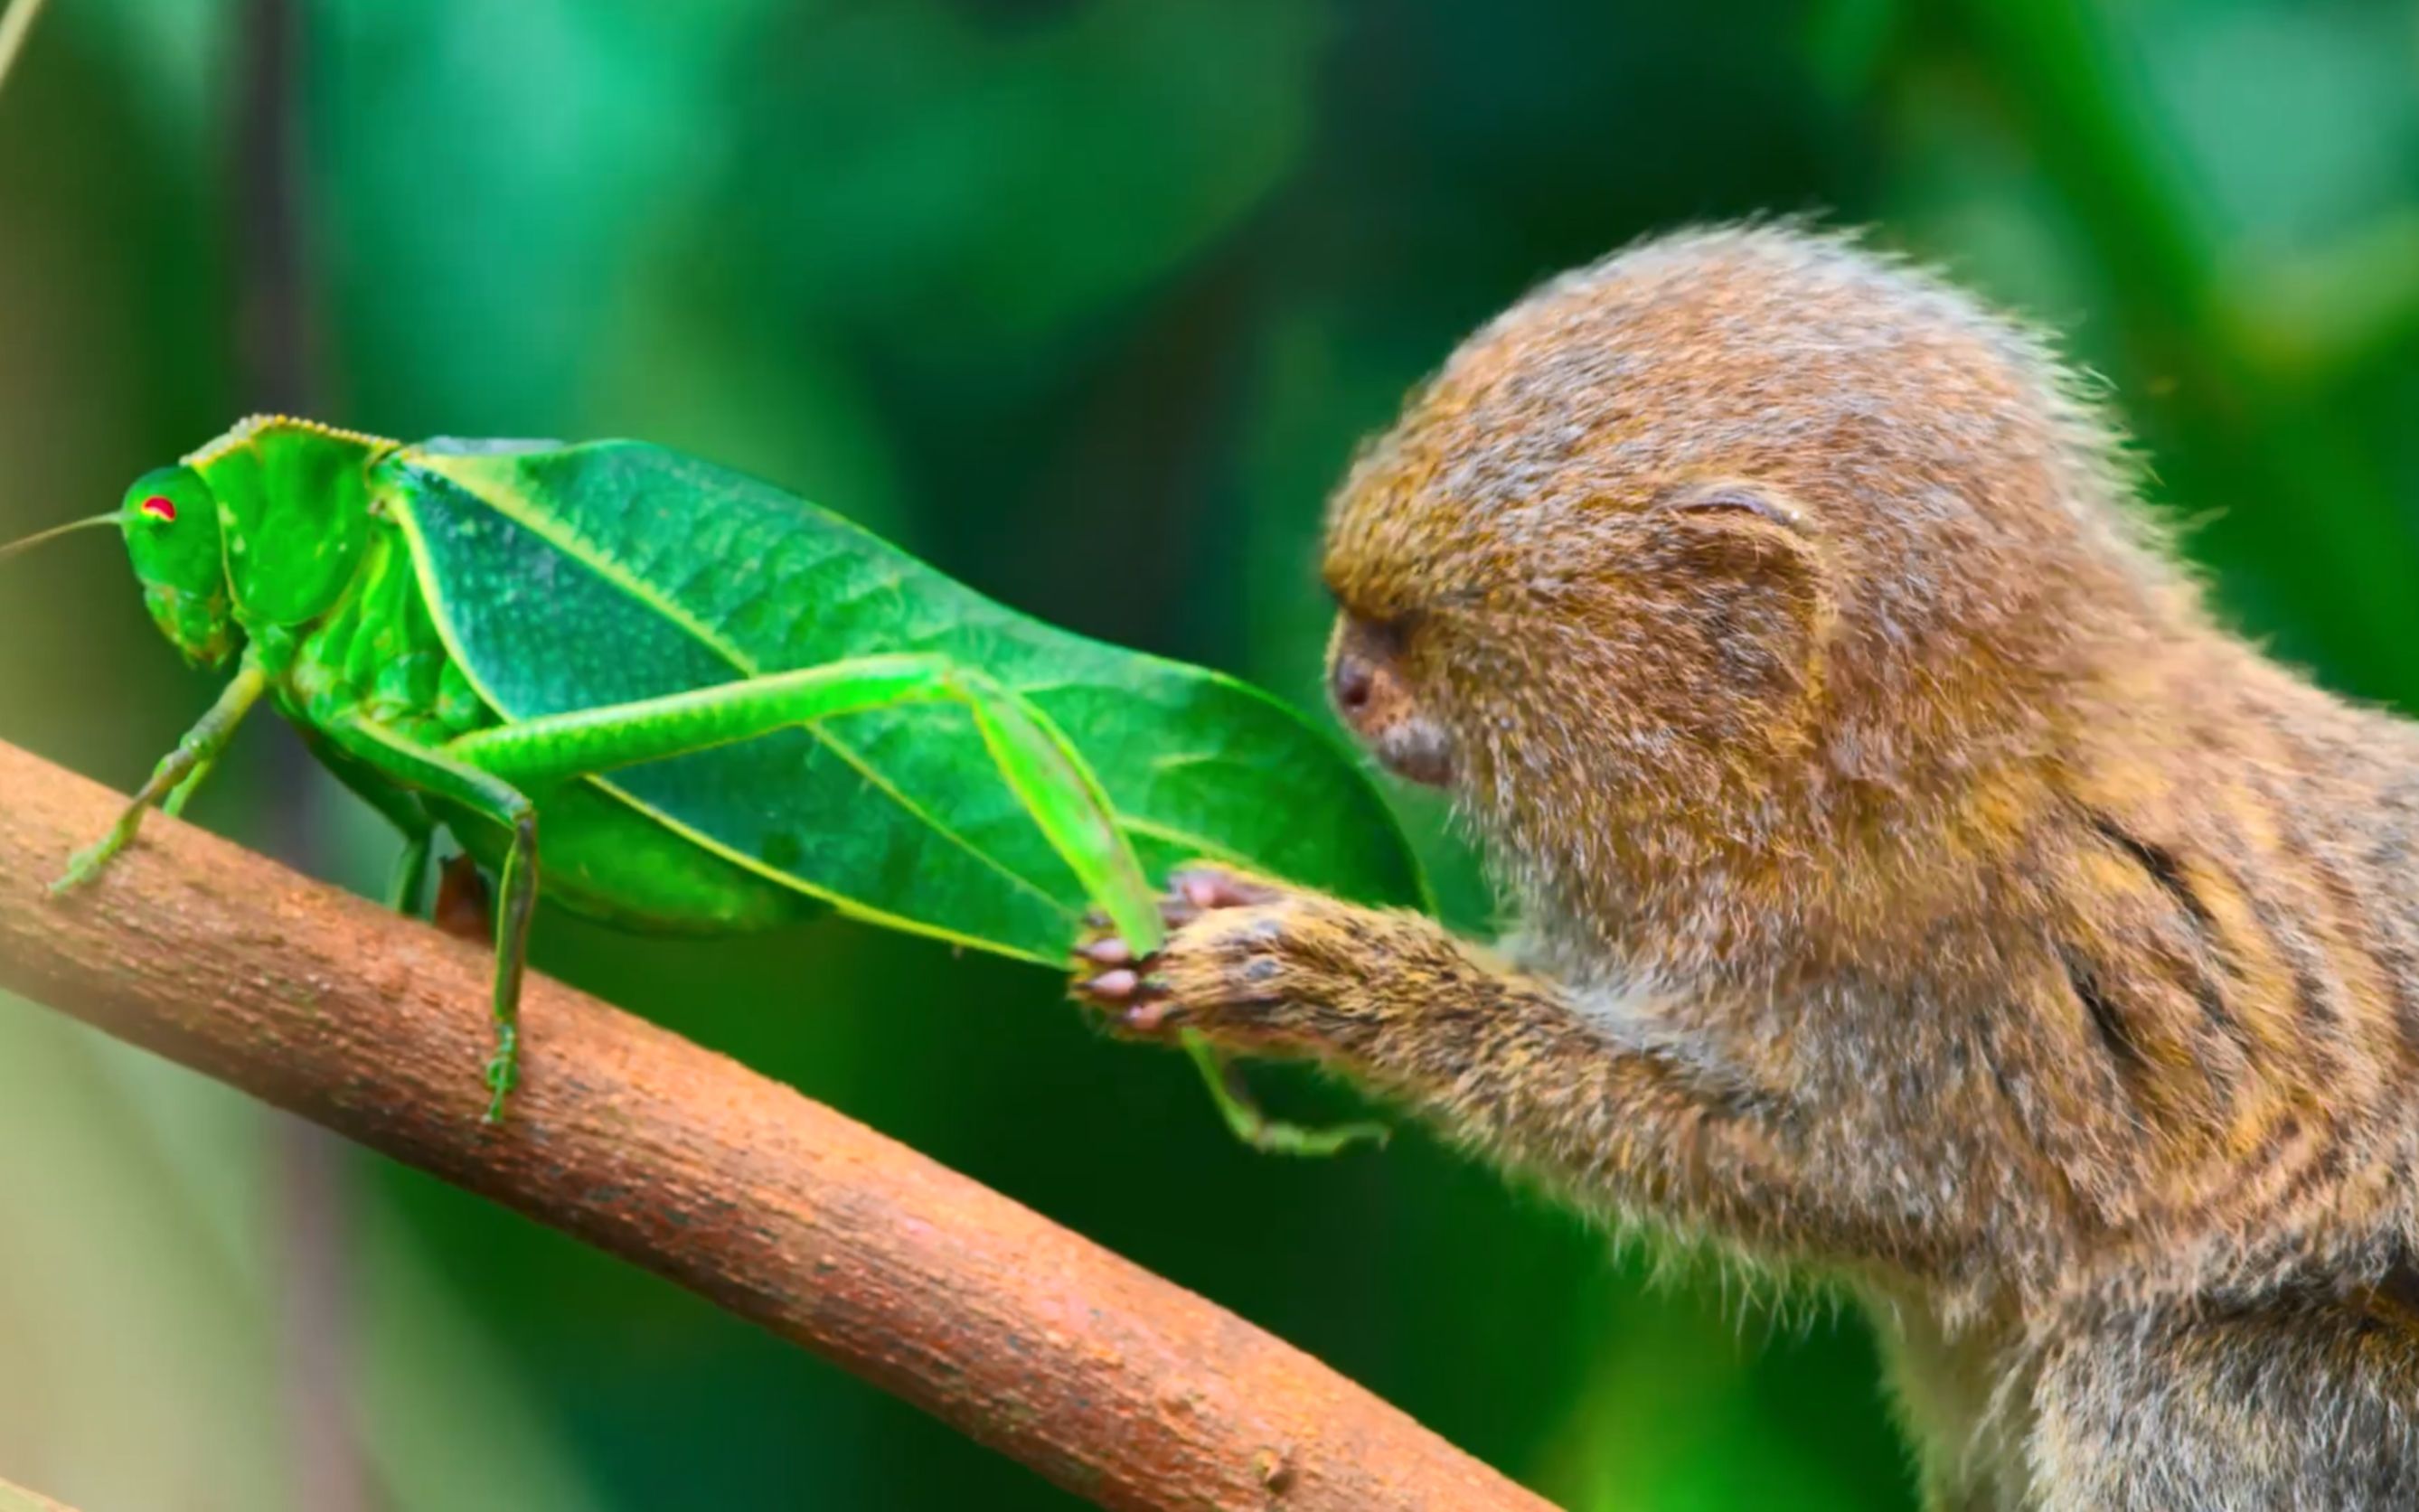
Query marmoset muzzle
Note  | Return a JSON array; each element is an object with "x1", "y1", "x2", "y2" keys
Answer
[{"x1": 1327, "y1": 615, "x2": 1454, "y2": 787}]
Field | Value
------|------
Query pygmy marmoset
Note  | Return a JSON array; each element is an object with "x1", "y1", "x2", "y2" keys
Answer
[{"x1": 1075, "y1": 224, "x2": 2419, "y2": 1510}]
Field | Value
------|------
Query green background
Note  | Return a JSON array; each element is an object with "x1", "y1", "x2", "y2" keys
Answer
[{"x1": 2, "y1": 2, "x2": 2415, "y2": 1507}]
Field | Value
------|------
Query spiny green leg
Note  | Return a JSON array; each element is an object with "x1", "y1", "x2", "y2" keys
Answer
[
  {"x1": 443, "y1": 653, "x2": 1162, "y2": 948},
  {"x1": 54, "y1": 655, "x2": 269, "y2": 894},
  {"x1": 327, "y1": 718, "x2": 536, "y2": 1122},
  {"x1": 447, "y1": 656, "x2": 1378, "y2": 1153}
]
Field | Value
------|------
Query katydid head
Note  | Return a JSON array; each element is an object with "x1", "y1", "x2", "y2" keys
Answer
[
  {"x1": 120, "y1": 465, "x2": 240, "y2": 671},
  {"x1": 5, "y1": 418, "x2": 396, "y2": 672},
  {"x1": 118, "y1": 417, "x2": 395, "y2": 669},
  {"x1": 0, "y1": 465, "x2": 236, "y2": 669}
]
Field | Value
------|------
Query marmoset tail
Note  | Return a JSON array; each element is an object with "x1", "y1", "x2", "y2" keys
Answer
[{"x1": 1077, "y1": 223, "x2": 2419, "y2": 1510}]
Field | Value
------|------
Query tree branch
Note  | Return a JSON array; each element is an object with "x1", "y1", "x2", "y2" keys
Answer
[
  {"x1": 0, "y1": 738, "x2": 1555, "y2": 1512},
  {"x1": 0, "y1": 1471, "x2": 79, "y2": 1512}
]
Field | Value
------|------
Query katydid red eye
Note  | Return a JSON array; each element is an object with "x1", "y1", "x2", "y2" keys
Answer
[{"x1": 139, "y1": 496, "x2": 176, "y2": 522}]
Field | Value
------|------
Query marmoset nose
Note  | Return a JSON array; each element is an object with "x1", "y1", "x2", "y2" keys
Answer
[{"x1": 1332, "y1": 653, "x2": 1376, "y2": 717}]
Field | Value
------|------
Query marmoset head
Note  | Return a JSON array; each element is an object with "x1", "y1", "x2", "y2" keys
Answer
[{"x1": 1320, "y1": 224, "x2": 2194, "y2": 940}]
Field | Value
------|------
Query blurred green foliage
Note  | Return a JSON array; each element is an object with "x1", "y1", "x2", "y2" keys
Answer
[{"x1": 1, "y1": 1, "x2": 2414, "y2": 1507}]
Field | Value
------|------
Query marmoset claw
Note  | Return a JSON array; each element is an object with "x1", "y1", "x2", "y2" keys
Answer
[
  {"x1": 1068, "y1": 951, "x2": 1184, "y2": 1036},
  {"x1": 1069, "y1": 863, "x2": 1289, "y2": 1037}
]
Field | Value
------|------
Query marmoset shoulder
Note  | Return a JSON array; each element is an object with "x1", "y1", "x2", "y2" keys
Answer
[{"x1": 1077, "y1": 222, "x2": 2419, "y2": 1511}]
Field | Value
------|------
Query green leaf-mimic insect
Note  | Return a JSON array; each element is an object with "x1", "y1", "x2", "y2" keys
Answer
[{"x1": 13, "y1": 417, "x2": 1422, "y2": 1133}]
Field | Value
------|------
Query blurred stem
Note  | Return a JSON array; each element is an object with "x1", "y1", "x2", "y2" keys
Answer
[
  {"x1": 0, "y1": 0, "x2": 49, "y2": 100},
  {"x1": 232, "y1": 0, "x2": 368, "y2": 1508},
  {"x1": 237, "y1": 0, "x2": 316, "y2": 411}
]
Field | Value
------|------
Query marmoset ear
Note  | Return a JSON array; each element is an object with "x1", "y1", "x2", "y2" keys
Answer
[
  {"x1": 1637, "y1": 478, "x2": 1835, "y2": 694},
  {"x1": 1664, "y1": 474, "x2": 1819, "y2": 551},
  {"x1": 1654, "y1": 481, "x2": 1819, "y2": 605}
]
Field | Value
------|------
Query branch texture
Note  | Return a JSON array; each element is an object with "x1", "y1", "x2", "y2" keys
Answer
[{"x1": 0, "y1": 739, "x2": 1554, "y2": 1512}]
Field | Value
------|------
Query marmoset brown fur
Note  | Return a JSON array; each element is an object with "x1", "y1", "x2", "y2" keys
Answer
[{"x1": 1076, "y1": 223, "x2": 2419, "y2": 1509}]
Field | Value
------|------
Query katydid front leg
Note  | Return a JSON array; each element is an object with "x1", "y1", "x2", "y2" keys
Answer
[
  {"x1": 161, "y1": 747, "x2": 222, "y2": 820},
  {"x1": 53, "y1": 653, "x2": 271, "y2": 893}
]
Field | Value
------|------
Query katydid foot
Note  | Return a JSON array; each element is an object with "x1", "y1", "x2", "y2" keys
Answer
[
  {"x1": 51, "y1": 825, "x2": 138, "y2": 897},
  {"x1": 50, "y1": 658, "x2": 271, "y2": 899},
  {"x1": 52, "y1": 765, "x2": 189, "y2": 894}
]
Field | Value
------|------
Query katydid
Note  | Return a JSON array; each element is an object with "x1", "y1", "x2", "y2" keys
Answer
[{"x1": 11, "y1": 416, "x2": 1417, "y2": 1145}]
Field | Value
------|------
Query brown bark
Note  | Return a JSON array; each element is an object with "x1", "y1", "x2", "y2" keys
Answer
[{"x1": 0, "y1": 738, "x2": 1556, "y2": 1512}]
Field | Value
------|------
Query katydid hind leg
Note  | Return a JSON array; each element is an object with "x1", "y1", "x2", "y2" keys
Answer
[
  {"x1": 1184, "y1": 1034, "x2": 1389, "y2": 1157},
  {"x1": 436, "y1": 659, "x2": 1259, "y2": 1138},
  {"x1": 54, "y1": 656, "x2": 270, "y2": 893},
  {"x1": 439, "y1": 653, "x2": 1159, "y2": 944},
  {"x1": 889, "y1": 676, "x2": 1388, "y2": 1154},
  {"x1": 950, "y1": 671, "x2": 1162, "y2": 954}
]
